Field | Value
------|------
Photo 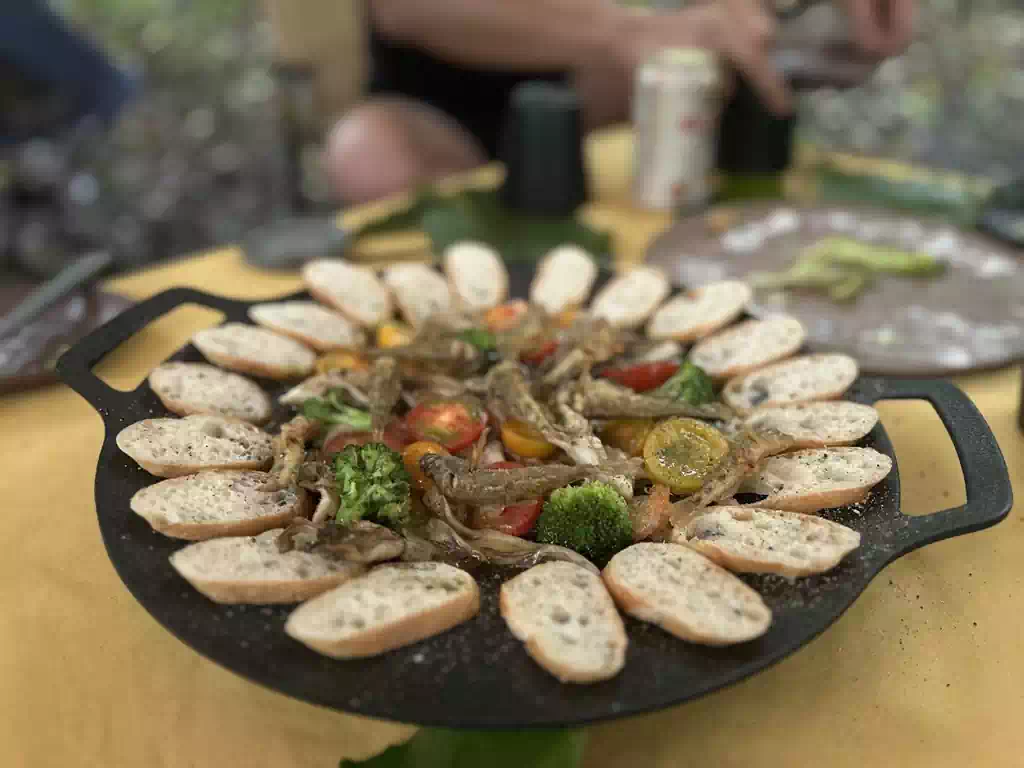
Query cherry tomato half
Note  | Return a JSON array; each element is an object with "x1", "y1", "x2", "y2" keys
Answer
[
  {"x1": 402, "y1": 440, "x2": 450, "y2": 490},
  {"x1": 599, "y1": 419, "x2": 655, "y2": 457},
  {"x1": 484, "y1": 300, "x2": 529, "y2": 332},
  {"x1": 483, "y1": 461, "x2": 544, "y2": 536},
  {"x1": 322, "y1": 420, "x2": 411, "y2": 455},
  {"x1": 600, "y1": 361, "x2": 679, "y2": 392},
  {"x1": 405, "y1": 398, "x2": 486, "y2": 452},
  {"x1": 500, "y1": 419, "x2": 557, "y2": 459},
  {"x1": 642, "y1": 418, "x2": 729, "y2": 494},
  {"x1": 521, "y1": 339, "x2": 558, "y2": 366}
]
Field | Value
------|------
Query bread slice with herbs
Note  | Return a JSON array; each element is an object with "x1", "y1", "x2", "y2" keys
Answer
[
  {"x1": 744, "y1": 401, "x2": 879, "y2": 449},
  {"x1": 382, "y1": 262, "x2": 452, "y2": 327},
  {"x1": 500, "y1": 562, "x2": 627, "y2": 683},
  {"x1": 302, "y1": 258, "x2": 393, "y2": 327},
  {"x1": 722, "y1": 353, "x2": 859, "y2": 414},
  {"x1": 130, "y1": 470, "x2": 309, "y2": 540},
  {"x1": 529, "y1": 245, "x2": 599, "y2": 315},
  {"x1": 689, "y1": 315, "x2": 806, "y2": 379},
  {"x1": 285, "y1": 562, "x2": 480, "y2": 658},
  {"x1": 675, "y1": 506, "x2": 861, "y2": 578},
  {"x1": 590, "y1": 266, "x2": 671, "y2": 328},
  {"x1": 192, "y1": 323, "x2": 316, "y2": 380},
  {"x1": 116, "y1": 415, "x2": 273, "y2": 478},
  {"x1": 443, "y1": 241, "x2": 508, "y2": 311},
  {"x1": 602, "y1": 543, "x2": 771, "y2": 646},
  {"x1": 170, "y1": 529, "x2": 365, "y2": 604},
  {"x1": 248, "y1": 300, "x2": 366, "y2": 351},
  {"x1": 645, "y1": 280, "x2": 752, "y2": 341},
  {"x1": 148, "y1": 362, "x2": 271, "y2": 424},
  {"x1": 740, "y1": 447, "x2": 893, "y2": 513}
]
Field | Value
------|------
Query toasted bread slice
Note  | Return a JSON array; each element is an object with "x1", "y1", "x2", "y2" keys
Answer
[
  {"x1": 603, "y1": 543, "x2": 771, "y2": 645},
  {"x1": 248, "y1": 301, "x2": 365, "y2": 351},
  {"x1": 645, "y1": 280, "x2": 752, "y2": 341},
  {"x1": 302, "y1": 258, "x2": 393, "y2": 327},
  {"x1": 170, "y1": 530, "x2": 365, "y2": 604},
  {"x1": 740, "y1": 447, "x2": 893, "y2": 513},
  {"x1": 689, "y1": 315, "x2": 806, "y2": 379},
  {"x1": 148, "y1": 363, "x2": 271, "y2": 424},
  {"x1": 443, "y1": 241, "x2": 508, "y2": 311},
  {"x1": 381, "y1": 263, "x2": 452, "y2": 327},
  {"x1": 590, "y1": 266, "x2": 671, "y2": 328},
  {"x1": 192, "y1": 323, "x2": 315, "y2": 380},
  {"x1": 285, "y1": 562, "x2": 479, "y2": 658},
  {"x1": 529, "y1": 245, "x2": 599, "y2": 315},
  {"x1": 723, "y1": 354, "x2": 859, "y2": 414},
  {"x1": 744, "y1": 402, "x2": 879, "y2": 449},
  {"x1": 675, "y1": 506, "x2": 861, "y2": 578},
  {"x1": 130, "y1": 470, "x2": 309, "y2": 540},
  {"x1": 500, "y1": 562, "x2": 627, "y2": 683},
  {"x1": 116, "y1": 415, "x2": 273, "y2": 478}
]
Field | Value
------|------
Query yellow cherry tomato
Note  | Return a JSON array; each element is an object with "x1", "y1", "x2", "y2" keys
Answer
[
  {"x1": 315, "y1": 351, "x2": 369, "y2": 374},
  {"x1": 553, "y1": 307, "x2": 579, "y2": 329},
  {"x1": 484, "y1": 300, "x2": 529, "y2": 332},
  {"x1": 599, "y1": 419, "x2": 655, "y2": 458},
  {"x1": 500, "y1": 419, "x2": 557, "y2": 460},
  {"x1": 642, "y1": 418, "x2": 729, "y2": 494},
  {"x1": 377, "y1": 321, "x2": 414, "y2": 349},
  {"x1": 402, "y1": 440, "x2": 450, "y2": 491}
]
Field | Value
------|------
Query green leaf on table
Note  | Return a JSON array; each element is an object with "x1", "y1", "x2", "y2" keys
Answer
[
  {"x1": 341, "y1": 728, "x2": 588, "y2": 768},
  {"x1": 351, "y1": 185, "x2": 612, "y2": 265}
]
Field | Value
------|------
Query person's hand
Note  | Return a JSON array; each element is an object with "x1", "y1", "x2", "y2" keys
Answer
[{"x1": 842, "y1": 0, "x2": 915, "y2": 57}]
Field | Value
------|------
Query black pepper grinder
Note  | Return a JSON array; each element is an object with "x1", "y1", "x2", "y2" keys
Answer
[{"x1": 499, "y1": 81, "x2": 589, "y2": 215}]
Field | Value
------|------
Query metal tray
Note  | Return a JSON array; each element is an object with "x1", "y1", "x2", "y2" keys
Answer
[{"x1": 57, "y1": 267, "x2": 1012, "y2": 729}]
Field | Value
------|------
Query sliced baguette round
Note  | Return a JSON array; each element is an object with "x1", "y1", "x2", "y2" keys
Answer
[
  {"x1": 302, "y1": 258, "x2": 393, "y2": 327},
  {"x1": 130, "y1": 470, "x2": 309, "y2": 540},
  {"x1": 148, "y1": 362, "x2": 271, "y2": 424},
  {"x1": 170, "y1": 529, "x2": 365, "y2": 604},
  {"x1": 744, "y1": 402, "x2": 879, "y2": 449},
  {"x1": 740, "y1": 447, "x2": 893, "y2": 513},
  {"x1": 603, "y1": 543, "x2": 771, "y2": 646},
  {"x1": 443, "y1": 241, "x2": 508, "y2": 311},
  {"x1": 500, "y1": 562, "x2": 627, "y2": 684},
  {"x1": 381, "y1": 262, "x2": 452, "y2": 327},
  {"x1": 589, "y1": 266, "x2": 671, "y2": 329},
  {"x1": 675, "y1": 506, "x2": 861, "y2": 578},
  {"x1": 248, "y1": 300, "x2": 365, "y2": 351},
  {"x1": 116, "y1": 415, "x2": 273, "y2": 478},
  {"x1": 285, "y1": 562, "x2": 480, "y2": 658},
  {"x1": 529, "y1": 245, "x2": 598, "y2": 315},
  {"x1": 645, "y1": 280, "x2": 752, "y2": 341},
  {"x1": 723, "y1": 353, "x2": 859, "y2": 414},
  {"x1": 192, "y1": 323, "x2": 315, "y2": 380},
  {"x1": 689, "y1": 315, "x2": 806, "y2": 379}
]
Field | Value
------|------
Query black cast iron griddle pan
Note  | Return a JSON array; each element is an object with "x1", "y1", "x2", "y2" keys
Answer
[{"x1": 57, "y1": 264, "x2": 1013, "y2": 729}]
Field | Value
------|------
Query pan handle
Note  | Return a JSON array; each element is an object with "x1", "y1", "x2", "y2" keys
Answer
[
  {"x1": 860, "y1": 376, "x2": 1013, "y2": 560},
  {"x1": 56, "y1": 287, "x2": 253, "y2": 414}
]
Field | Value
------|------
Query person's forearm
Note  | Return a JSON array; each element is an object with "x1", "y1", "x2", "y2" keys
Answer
[{"x1": 371, "y1": 0, "x2": 625, "y2": 72}]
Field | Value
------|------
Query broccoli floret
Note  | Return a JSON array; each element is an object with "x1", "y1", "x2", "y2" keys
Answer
[
  {"x1": 333, "y1": 443, "x2": 411, "y2": 529},
  {"x1": 302, "y1": 389, "x2": 372, "y2": 430},
  {"x1": 534, "y1": 482, "x2": 633, "y2": 567},
  {"x1": 657, "y1": 361, "x2": 715, "y2": 406}
]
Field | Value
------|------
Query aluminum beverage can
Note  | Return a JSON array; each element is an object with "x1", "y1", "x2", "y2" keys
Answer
[{"x1": 632, "y1": 47, "x2": 723, "y2": 212}]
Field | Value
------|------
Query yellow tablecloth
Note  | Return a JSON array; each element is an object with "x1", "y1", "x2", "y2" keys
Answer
[{"x1": 2, "y1": 129, "x2": 1021, "y2": 768}]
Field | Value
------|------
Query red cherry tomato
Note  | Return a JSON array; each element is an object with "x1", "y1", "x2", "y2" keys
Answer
[
  {"x1": 600, "y1": 361, "x2": 679, "y2": 392},
  {"x1": 521, "y1": 339, "x2": 558, "y2": 366},
  {"x1": 484, "y1": 461, "x2": 544, "y2": 536},
  {"x1": 405, "y1": 398, "x2": 486, "y2": 452},
  {"x1": 322, "y1": 420, "x2": 411, "y2": 455}
]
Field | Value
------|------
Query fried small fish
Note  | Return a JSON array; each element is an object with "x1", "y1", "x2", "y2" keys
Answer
[
  {"x1": 670, "y1": 427, "x2": 795, "y2": 528},
  {"x1": 419, "y1": 453, "x2": 641, "y2": 506},
  {"x1": 577, "y1": 375, "x2": 732, "y2": 421},
  {"x1": 367, "y1": 357, "x2": 402, "y2": 437}
]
